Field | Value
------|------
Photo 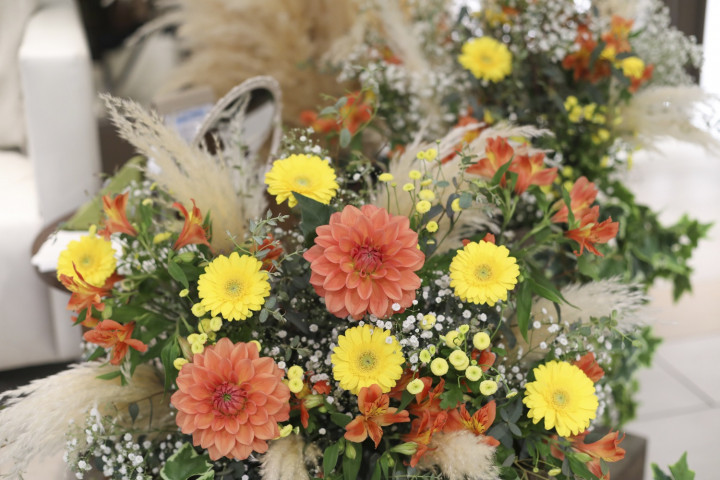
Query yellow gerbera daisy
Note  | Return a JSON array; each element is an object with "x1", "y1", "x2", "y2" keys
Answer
[
  {"x1": 523, "y1": 361, "x2": 599, "y2": 437},
  {"x1": 331, "y1": 324, "x2": 405, "y2": 394},
  {"x1": 56, "y1": 234, "x2": 116, "y2": 286},
  {"x1": 449, "y1": 240, "x2": 519, "y2": 305},
  {"x1": 197, "y1": 252, "x2": 270, "y2": 321},
  {"x1": 264, "y1": 154, "x2": 339, "y2": 208},
  {"x1": 458, "y1": 37, "x2": 513, "y2": 83}
]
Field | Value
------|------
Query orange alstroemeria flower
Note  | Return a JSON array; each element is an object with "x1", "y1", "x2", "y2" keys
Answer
[
  {"x1": 409, "y1": 378, "x2": 446, "y2": 421},
  {"x1": 173, "y1": 199, "x2": 212, "y2": 251},
  {"x1": 403, "y1": 410, "x2": 448, "y2": 467},
  {"x1": 253, "y1": 234, "x2": 283, "y2": 271},
  {"x1": 312, "y1": 380, "x2": 331, "y2": 395},
  {"x1": 565, "y1": 206, "x2": 619, "y2": 256},
  {"x1": 59, "y1": 266, "x2": 122, "y2": 327},
  {"x1": 300, "y1": 110, "x2": 340, "y2": 134},
  {"x1": 99, "y1": 193, "x2": 137, "y2": 238},
  {"x1": 629, "y1": 64, "x2": 654, "y2": 93},
  {"x1": 602, "y1": 16, "x2": 634, "y2": 54},
  {"x1": 562, "y1": 25, "x2": 597, "y2": 81},
  {"x1": 552, "y1": 430, "x2": 626, "y2": 480},
  {"x1": 466, "y1": 136, "x2": 514, "y2": 179},
  {"x1": 83, "y1": 320, "x2": 148, "y2": 365},
  {"x1": 445, "y1": 402, "x2": 500, "y2": 446},
  {"x1": 338, "y1": 91, "x2": 374, "y2": 135},
  {"x1": 509, "y1": 152, "x2": 558, "y2": 194},
  {"x1": 441, "y1": 113, "x2": 485, "y2": 164},
  {"x1": 344, "y1": 384, "x2": 410, "y2": 448},
  {"x1": 471, "y1": 348, "x2": 497, "y2": 372},
  {"x1": 552, "y1": 176, "x2": 598, "y2": 223},
  {"x1": 573, "y1": 352, "x2": 605, "y2": 383}
]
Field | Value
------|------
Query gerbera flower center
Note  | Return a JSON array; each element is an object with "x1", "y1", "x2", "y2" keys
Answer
[
  {"x1": 80, "y1": 255, "x2": 94, "y2": 267},
  {"x1": 351, "y1": 245, "x2": 383, "y2": 274},
  {"x1": 357, "y1": 351, "x2": 378, "y2": 371},
  {"x1": 475, "y1": 263, "x2": 493, "y2": 281},
  {"x1": 212, "y1": 382, "x2": 247, "y2": 416},
  {"x1": 225, "y1": 280, "x2": 245, "y2": 298},
  {"x1": 552, "y1": 390, "x2": 569, "y2": 408},
  {"x1": 294, "y1": 176, "x2": 310, "y2": 186}
]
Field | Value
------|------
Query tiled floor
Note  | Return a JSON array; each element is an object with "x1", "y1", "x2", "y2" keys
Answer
[{"x1": 623, "y1": 139, "x2": 720, "y2": 479}]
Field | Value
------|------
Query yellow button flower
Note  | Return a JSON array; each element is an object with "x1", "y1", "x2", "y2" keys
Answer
[
  {"x1": 407, "y1": 378, "x2": 425, "y2": 395},
  {"x1": 416, "y1": 200, "x2": 432, "y2": 214},
  {"x1": 431, "y1": 358, "x2": 449, "y2": 376},
  {"x1": 379, "y1": 173, "x2": 394, "y2": 182},
  {"x1": 473, "y1": 332, "x2": 491, "y2": 350}
]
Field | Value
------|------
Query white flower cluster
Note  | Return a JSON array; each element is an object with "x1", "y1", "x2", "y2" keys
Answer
[
  {"x1": 64, "y1": 409, "x2": 183, "y2": 480},
  {"x1": 631, "y1": 0, "x2": 704, "y2": 86},
  {"x1": 506, "y1": 0, "x2": 582, "y2": 62}
]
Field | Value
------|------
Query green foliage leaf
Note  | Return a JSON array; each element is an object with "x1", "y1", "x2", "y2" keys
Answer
[
  {"x1": 339, "y1": 128, "x2": 352, "y2": 148},
  {"x1": 331, "y1": 412, "x2": 352, "y2": 428},
  {"x1": 294, "y1": 192, "x2": 333, "y2": 245},
  {"x1": 87, "y1": 346, "x2": 107, "y2": 361},
  {"x1": 160, "y1": 443, "x2": 214, "y2": 480},
  {"x1": 323, "y1": 441, "x2": 341, "y2": 477},
  {"x1": 667, "y1": 452, "x2": 695, "y2": 480},
  {"x1": 160, "y1": 338, "x2": 180, "y2": 391},
  {"x1": 168, "y1": 260, "x2": 189, "y2": 289},
  {"x1": 515, "y1": 280, "x2": 532, "y2": 342},
  {"x1": 439, "y1": 383, "x2": 464, "y2": 409},
  {"x1": 95, "y1": 370, "x2": 122, "y2": 381},
  {"x1": 342, "y1": 442, "x2": 363, "y2": 480}
]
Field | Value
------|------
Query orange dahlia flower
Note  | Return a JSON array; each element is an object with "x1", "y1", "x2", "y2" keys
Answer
[
  {"x1": 303, "y1": 205, "x2": 425, "y2": 319},
  {"x1": 171, "y1": 338, "x2": 290, "y2": 460},
  {"x1": 99, "y1": 193, "x2": 137, "y2": 238}
]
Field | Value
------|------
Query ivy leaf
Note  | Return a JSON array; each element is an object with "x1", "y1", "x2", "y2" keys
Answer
[
  {"x1": 668, "y1": 453, "x2": 695, "y2": 480},
  {"x1": 160, "y1": 443, "x2": 214, "y2": 480},
  {"x1": 293, "y1": 192, "x2": 333, "y2": 245}
]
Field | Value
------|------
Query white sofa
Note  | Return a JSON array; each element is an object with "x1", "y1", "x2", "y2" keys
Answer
[{"x1": 0, "y1": 0, "x2": 101, "y2": 370}]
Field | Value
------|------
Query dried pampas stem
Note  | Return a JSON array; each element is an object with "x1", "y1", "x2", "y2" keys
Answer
[
  {"x1": 618, "y1": 86, "x2": 720, "y2": 155},
  {"x1": 259, "y1": 435, "x2": 311, "y2": 480},
  {"x1": 513, "y1": 278, "x2": 648, "y2": 362},
  {"x1": 160, "y1": 0, "x2": 357, "y2": 125},
  {"x1": 102, "y1": 94, "x2": 266, "y2": 252},
  {"x1": 417, "y1": 430, "x2": 500, "y2": 480},
  {"x1": 0, "y1": 363, "x2": 170, "y2": 478}
]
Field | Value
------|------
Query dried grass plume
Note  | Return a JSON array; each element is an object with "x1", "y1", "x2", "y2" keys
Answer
[
  {"x1": 161, "y1": 0, "x2": 358, "y2": 125},
  {"x1": 102, "y1": 94, "x2": 267, "y2": 252},
  {"x1": 0, "y1": 363, "x2": 170, "y2": 478},
  {"x1": 417, "y1": 430, "x2": 500, "y2": 480},
  {"x1": 260, "y1": 435, "x2": 312, "y2": 480}
]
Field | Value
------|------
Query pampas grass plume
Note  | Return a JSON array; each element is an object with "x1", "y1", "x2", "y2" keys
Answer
[
  {"x1": 260, "y1": 435, "x2": 311, "y2": 480},
  {"x1": 417, "y1": 430, "x2": 499, "y2": 480},
  {"x1": 0, "y1": 363, "x2": 170, "y2": 478}
]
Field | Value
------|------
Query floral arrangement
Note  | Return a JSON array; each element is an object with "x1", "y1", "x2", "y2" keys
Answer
[{"x1": 0, "y1": 1, "x2": 709, "y2": 480}]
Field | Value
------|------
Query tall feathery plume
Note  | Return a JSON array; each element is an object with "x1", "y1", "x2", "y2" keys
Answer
[
  {"x1": 102, "y1": 94, "x2": 266, "y2": 252},
  {"x1": 618, "y1": 86, "x2": 720, "y2": 155},
  {"x1": 0, "y1": 363, "x2": 171, "y2": 478},
  {"x1": 259, "y1": 435, "x2": 311, "y2": 480},
  {"x1": 513, "y1": 278, "x2": 648, "y2": 362},
  {"x1": 417, "y1": 430, "x2": 500, "y2": 480},
  {"x1": 373, "y1": 122, "x2": 551, "y2": 250},
  {"x1": 160, "y1": 0, "x2": 358, "y2": 126}
]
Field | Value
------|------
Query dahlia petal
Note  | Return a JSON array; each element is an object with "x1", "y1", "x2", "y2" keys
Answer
[
  {"x1": 249, "y1": 408, "x2": 270, "y2": 427},
  {"x1": 199, "y1": 427, "x2": 215, "y2": 448},
  {"x1": 346, "y1": 271, "x2": 361, "y2": 289},
  {"x1": 250, "y1": 373, "x2": 278, "y2": 394},
  {"x1": 224, "y1": 416, "x2": 240, "y2": 434},
  {"x1": 211, "y1": 415, "x2": 227, "y2": 431},
  {"x1": 251, "y1": 418, "x2": 275, "y2": 440},
  {"x1": 252, "y1": 357, "x2": 276, "y2": 375},
  {"x1": 236, "y1": 423, "x2": 254, "y2": 445},
  {"x1": 345, "y1": 288, "x2": 369, "y2": 318},
  {"x1": 195, "y1": 412, "x2": 215, "y2": 430},
  {"x1": 251, "y1": 438, "x2": 270, "y2": 454},
  {"x1": 231, "y1": 443, "x2": 253, "y2": 460},
  {"x1": 214, "y1": 430, "x2": 236, "y2": 457},
  {"x1": 325, "y1": 291, "x2": 348, "y2": 316},
  {"x1": 357, "y1": 277, "x2": 373, "y2": 300},
  {"x1": 378, "y1": 279, "x2": 403, "y2": 301},
  {"x1": 324, "y1": 269, "x2": 348, "y2": 291},
  {"x1": 234, "y1": 359, "x2": 255, "y2": 383},
  {"x1": 248, "y1": 391, "x2": 267, "y2": 406},
  {"x1": 324, "y1": 246, "x2": 346, "y2": 263}
]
